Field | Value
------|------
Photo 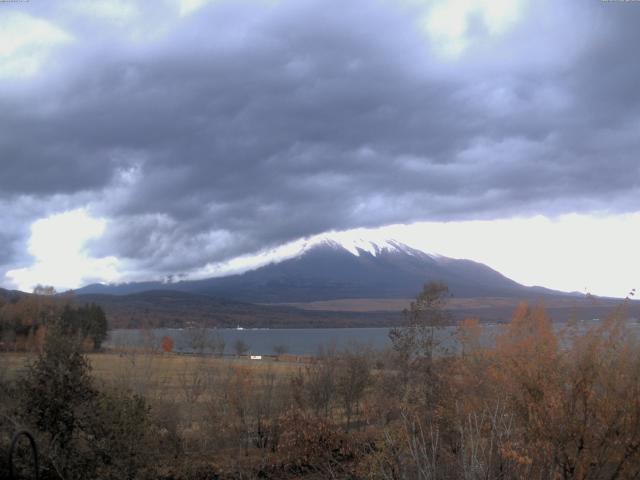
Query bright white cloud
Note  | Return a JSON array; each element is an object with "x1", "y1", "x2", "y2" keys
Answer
[
  {"x1": 179, "y1": 0, "x2": 214, "y2": 16},
  {"x1": 65, "y1": 0, "x2": 139, "y2": 25},
  {"x1": 0, "y1": 12, "x2": 73, "y2": 78},
  {"x1": 421, "y1": 0, "x2": 526, "y2": 57},
  {"x1": 5, "y1": 209, "x2": 120, "y2": 292},
  {"x1": 177, "y1": 0, "x2": 283, "y2": 16}
]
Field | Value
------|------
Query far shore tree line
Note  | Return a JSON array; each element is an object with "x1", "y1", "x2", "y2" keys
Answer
[
  {"x1": 0, "y1": 287, "x2": 108, "y2": 352},
  {"x1": 156, "y1": 331, "x2": 290, "y2": 358}
]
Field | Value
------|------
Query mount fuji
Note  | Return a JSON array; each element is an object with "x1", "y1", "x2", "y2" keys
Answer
[{"x1": 75, "y1": 238, "x2": 561, "y2": 303}]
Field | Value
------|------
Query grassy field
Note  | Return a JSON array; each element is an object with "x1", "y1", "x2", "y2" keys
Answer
[
  {"x1": 1, "y1": 351, "x2": 302, "y2": 400},
  {"x1": 0, "y1": 349, "x2": 324, "y2": 474}
]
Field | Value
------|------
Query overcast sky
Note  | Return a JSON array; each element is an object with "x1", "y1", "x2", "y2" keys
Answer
[{"x1": 1, "y1": 0, "x2": 639, "y2": 297}]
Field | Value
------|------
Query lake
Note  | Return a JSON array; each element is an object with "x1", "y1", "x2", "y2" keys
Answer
[
  {"x1": 104, "y1": 318, "x2": 640, "y2": 356},
  {"x1": 107, "y1": 327, "x2": 399, "y2": 356}
]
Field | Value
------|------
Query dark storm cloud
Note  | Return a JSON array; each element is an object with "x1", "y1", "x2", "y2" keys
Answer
[
  {"x1": 0, "y1": 229, "x2": 22, "y2": 267},
  {"x1": 2, "y1": 0, "x2": 640, "y2": 280}
]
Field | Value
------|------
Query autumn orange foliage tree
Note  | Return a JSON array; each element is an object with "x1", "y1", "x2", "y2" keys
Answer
[
  {"x1": 161, "y1": 335, "x2": 174, "y2": 353},
  {"x1": 372, "y1": 294, "x2": 640, "y2": 480}
]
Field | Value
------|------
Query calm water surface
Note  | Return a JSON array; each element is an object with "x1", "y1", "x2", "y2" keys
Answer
[
  {"x1": 107, "y1": 327, "x2": 397, "y2": 356},
  {"x1": 105, "y1": 319, "x2": 640, "y2": 356}
]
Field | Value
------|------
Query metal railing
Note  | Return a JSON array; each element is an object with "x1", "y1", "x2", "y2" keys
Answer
[{"x1": 8, "y1": 430, "x2": 39, "y2": 480}]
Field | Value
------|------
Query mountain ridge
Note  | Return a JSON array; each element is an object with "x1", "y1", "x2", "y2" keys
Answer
[{"x1": 74, "y1": 239, "x2": 568, "y2": 302}]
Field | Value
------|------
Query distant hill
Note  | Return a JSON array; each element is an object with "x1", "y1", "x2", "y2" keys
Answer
[
  {"x1": 0, "y1": 287, "x2": 22, "y2": 302},
  {"x1": 73, "y1": 289, "x2": 639, "y2": 330},
  {"x1": 75, "y1": 239, "x2": 565, "y2": 303},
  {"x1": 74, "y1": 290, "x2": 402, "y2": 329}
]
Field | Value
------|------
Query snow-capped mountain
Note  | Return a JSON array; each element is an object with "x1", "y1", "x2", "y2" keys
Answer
[
  {"x1": 75, "y1": 238, "x2": 560, "y2": 302},
  {"x1": 302, "y1": 237, "x2": 434, "y2": 258}
]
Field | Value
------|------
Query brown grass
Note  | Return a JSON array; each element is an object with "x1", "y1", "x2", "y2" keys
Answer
[{"x1": 0, "y1": 351, "x2": 300, "y2": 398}]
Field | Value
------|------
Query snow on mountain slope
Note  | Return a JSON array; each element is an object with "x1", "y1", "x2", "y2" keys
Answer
[
  {"x1": 74, "y1": 235, "x2": 565, "y2": 302},
  {"x1": 305, "y1": 237, "x2": 433, "y2": 258}
]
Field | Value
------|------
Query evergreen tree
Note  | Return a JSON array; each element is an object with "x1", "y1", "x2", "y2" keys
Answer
[{"x1": 19, "y1": 321, "x2": 96, "y2": 478}]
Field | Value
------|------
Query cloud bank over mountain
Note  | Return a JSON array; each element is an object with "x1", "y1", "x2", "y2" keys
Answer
[{"x1": 1, "y1": 0, "x2": 639, "y2": 287}]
